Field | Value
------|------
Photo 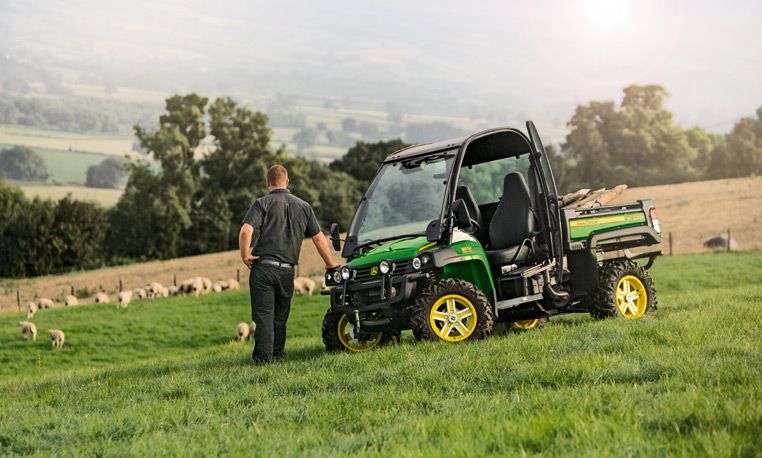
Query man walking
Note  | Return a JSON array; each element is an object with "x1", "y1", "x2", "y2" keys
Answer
[{"x1": 239, "y1": 165, "x2": 338, "y2": 364}]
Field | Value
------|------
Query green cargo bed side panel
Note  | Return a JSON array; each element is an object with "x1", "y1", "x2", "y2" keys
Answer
[{"x1": 569, "y1": 212, "x2": 646, "y2": 240}]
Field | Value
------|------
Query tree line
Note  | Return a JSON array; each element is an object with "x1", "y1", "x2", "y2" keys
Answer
[{"x1": 1, "y1": 86, "x2": 761, "y2": 278}]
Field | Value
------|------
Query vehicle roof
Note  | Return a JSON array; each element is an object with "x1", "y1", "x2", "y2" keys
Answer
[
  {"x1": 384, "y1": 136, "x2": 468, "y2": 162},
  {"x1": 383, "y1": 126, "x2": 533, "y2": 163}
]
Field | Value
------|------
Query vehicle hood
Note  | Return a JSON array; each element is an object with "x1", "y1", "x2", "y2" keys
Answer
[{"x1": 347, "y1": 236, "x2": 432, "y2": 267}]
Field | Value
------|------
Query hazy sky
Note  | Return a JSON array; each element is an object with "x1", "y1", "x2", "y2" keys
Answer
[{"x1": 1, "y1": 0, "x2": 761, "y2": 131}]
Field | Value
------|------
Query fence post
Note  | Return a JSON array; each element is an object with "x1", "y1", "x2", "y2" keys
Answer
[
  {"x1": 237, "y1": 269, "x2": 240, "y2": 284},
  {"x1": 119, "y1": 279, "x2": 123, "y2": 292},
  {"x1": 668, "y1": 232, "x2": 673, "y2": 256},
  {"x1": 727, "y1": 228, "x2": 731, "y2": 252},
  {"x1": 16, "y1": 289, "x2": 20, "y2": 311},
  {"x1": 70, "y1": 285, "x2": 74, "y2": 296},
  {"x1": 173, "y1": 274, "x2": 177, "y2": 286}
]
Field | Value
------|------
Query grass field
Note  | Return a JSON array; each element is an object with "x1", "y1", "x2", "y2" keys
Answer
[
  {"x1": 0, "y1": 124, "x2": 136, "y2": 156},
  {"x1": 0, "y1": 252, "x2": 759, "y2": 456},
  {"x1": 14, "y1": 183, "x2": 123, "y2": 207},
  {"x1": 0, "y1": 143, "x2": 111, "y2": 185}
]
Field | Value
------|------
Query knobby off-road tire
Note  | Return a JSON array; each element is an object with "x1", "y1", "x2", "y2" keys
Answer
[
  {"x1": 321, "y1": 310, "x2": 400, "y2": 352},
  {"x1": 587, "y1": 259, "x2": 657, "y2": 320},
  {"x1": 411, "y1": 278, "x2": 493, "y2": 342},
  {"x1": 510, "y1": 317, "x2": 548, "y2": 332}
]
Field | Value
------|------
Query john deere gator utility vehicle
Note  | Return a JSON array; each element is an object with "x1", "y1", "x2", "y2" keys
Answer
[{"x1": 322, "y1": 122, "x2": 662, "y2": 351}]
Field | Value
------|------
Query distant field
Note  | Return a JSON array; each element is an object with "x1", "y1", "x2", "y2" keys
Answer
[
  {"x1": 14, "y1": 183, "x2": 122, "y2": 208},
  {"x1": 617, "y1": 176, "x2": 762, "y2": 254},
  {"x1": 0, "y1": 252, "x2": 759, "y2": 455},
  {"x1": 0, "y1": 124, "x2": 137, "y2": 156},
  {"x1": 0, "y1": 143, "x2": 110, "y2": 185}
]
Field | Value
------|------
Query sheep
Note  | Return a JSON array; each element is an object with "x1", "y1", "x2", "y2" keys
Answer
[
  {"x1": 179, "y1": 279, "x2": 195, "y2": 295},
  {"x1": 167, "y1": 285, "x2": 179, "y2": 296},
  {"x1": 133, "y1": 288, "x2": 147, "y2": 300},
  {"x1": 191, "y1": 278, "x2": 205, "y2": 296},
  {"x1": 703, "y1": 234, "x2": 738, "y2": 252},
  {"x1": 212, "y1": 283, "x2": 223, "y2": 293},
  {"x1": 48, "y1": 329, "x2": 65, "y2": 349},
  {"x1": 294, "y1": 277, "x2": 316, "y2": 296},
  {"x1": 236, "y1": 322, "x2": 251, "y2": 342},
  {"x1": 147, "y1": 282, "x2": 164, "y2": 299},
  {"x1": 160, "y1": 286, "x2": 169, "y2": 298},
  {"x1": 37, "y1": 298, "x2": 54, "y2": 309},
  {"x1": 249, "y1": 321, "x2": 257, "y2": 336},
  {"x1": 227, "y1": 279, "x2": 240, "y2": 290},
  {"x1": 218, "y1": 280, "x2": 229, "y2": 290},
  {"x1": 64, "y1": 295, "x2": 78, "y2": 306},
  {"x1": 94, "y1": 292, "x2": 109, "y2": 304},
  {"x1": 20, "y1": 321, "x2": 37, "y2": 341},
  {"x1": 201, "y1": 277, "x2": 212, "y2": 294},
  {"x1": 117, "y1": 290, "x2": 132, "y2": 308},
  {"x1": 24, "y1": 302, "x2": 37, "y2": 319}
]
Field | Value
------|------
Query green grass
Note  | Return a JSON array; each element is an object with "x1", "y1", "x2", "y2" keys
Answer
[
  {"x1": 0, "y1": 143, "x2": 111, "y2": 185},
  {"x1": 0, "y1": 252, "x2": 760, "y2": 456}
]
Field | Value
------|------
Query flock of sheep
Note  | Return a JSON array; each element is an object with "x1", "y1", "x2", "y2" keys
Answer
[
  {"x1": 17, "y1": 274, "x2": 325, "y2": 349},
  {"x1": 17, "y1": 276, "x2": 241, "y2": 349}
]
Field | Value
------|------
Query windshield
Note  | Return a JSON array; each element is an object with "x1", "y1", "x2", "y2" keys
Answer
[{"x1": 348, "y1": 149, "x2": 456, "y2": 245}]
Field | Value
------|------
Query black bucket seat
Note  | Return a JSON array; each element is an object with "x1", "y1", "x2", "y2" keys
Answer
[{"x1": 485, "y1": 172, "x2": 534, "y2": 266}]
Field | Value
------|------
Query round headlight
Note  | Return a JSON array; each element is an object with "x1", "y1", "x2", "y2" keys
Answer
[
  {"x1": 379, "y1": 260, "x2": 391, "y2": 274},
  {"x1": 341, "y1": 266, "x2": 351, "y2": 281},
  {"x1": 412, "y1": 257, "x2": 422, "y2": 270},
  {"x1": 325, "y1": 272, "x2": 332, "y2": 283},
  {"x1": 333, "y1": 270, "x2": 342, "y2": 283},
  {"x1": 420, "y1": 253, "x2": 432, "y2": 266}
]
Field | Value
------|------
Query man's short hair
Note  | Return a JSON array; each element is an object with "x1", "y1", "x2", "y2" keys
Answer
[{"x1": 266, "y1": 165, "x2": 288, "y2": 187}]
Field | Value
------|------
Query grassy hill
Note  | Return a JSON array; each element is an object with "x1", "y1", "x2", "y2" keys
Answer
[{"x1": 0, "y1": 252, "x2": 760, "y2": 456}]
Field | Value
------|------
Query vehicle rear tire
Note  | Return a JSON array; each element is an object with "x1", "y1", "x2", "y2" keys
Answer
[
  {"x1": 587, "y1": 260, "x2": 657, "y2": 319},
  {"x1": 321, "y1": 310, "x2": 399, "y2": 352},
  {"x1": 511, "y1": 317, "x2": 548, "y2": 332},
  {"x1": 411, "y1": 278, "x2": 493, "y2": 342}
]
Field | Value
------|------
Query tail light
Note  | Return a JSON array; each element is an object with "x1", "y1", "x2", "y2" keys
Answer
[{"x1": 649, "y1": 208, "x2": 661, "y2": 233}]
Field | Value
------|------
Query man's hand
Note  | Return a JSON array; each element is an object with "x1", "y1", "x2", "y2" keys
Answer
[
  {"x1": 325, "y1": 262, "x2": 340, "y2": 270},
  {"x1": 241, "y1": 253, "x2": 259, "y2": 269}
]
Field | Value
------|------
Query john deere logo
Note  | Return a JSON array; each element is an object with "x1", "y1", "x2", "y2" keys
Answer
[{"x1": 370, "y1": 266, "x2": 379, "y2": 276}]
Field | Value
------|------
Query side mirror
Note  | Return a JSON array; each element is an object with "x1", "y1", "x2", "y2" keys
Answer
[
  {"x1": 451, "y1": 199, "x2": 472, "y2": 229},
  {"x1": 330, "y1": 223, "x2": 341, "y2": 252}
]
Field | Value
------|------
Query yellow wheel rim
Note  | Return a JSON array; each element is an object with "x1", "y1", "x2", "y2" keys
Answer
[
  {"x1": 337, "y1": 314, "x2": 382, "y2": 352},
  {"x1": 615, "y1": 275, "x2": 648, "y2": 319},
  {"x1": 428, "y1": 294, "x2": 478, "y2": 342},
  {"x1": 512, "y1": 319, "x2": 541, "y2": 330}
]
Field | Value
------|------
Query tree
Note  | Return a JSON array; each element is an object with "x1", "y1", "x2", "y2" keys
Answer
[
  {"x1": 330, "y1": 139, "x2": 409, "y2": 191},
  {"x1": 292, "y1": 127, "x2": 318, "y2": 152},
  {"x1": 105, "y1": 162, "x2": 191, "y2": 260},
  {"x1": 562, "y1": 85, "x2": 711, "y2": 188},
  {"x1": 202, "y1": 97, "x2": 282, "y2": 246},
  {"x1": 0, "y1": 145, "x2": 48, "y2": 181},
  {"x1": 707, "y1": 107, "x2": 762, "y2": 179},
  {"x1": 86, "y1": 157, "x2": 126, "y2": 189}
]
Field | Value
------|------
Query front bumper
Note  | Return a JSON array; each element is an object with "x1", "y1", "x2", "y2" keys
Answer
[{"x1": 329, "y1": 272, "x2": 427, "y2": 331}]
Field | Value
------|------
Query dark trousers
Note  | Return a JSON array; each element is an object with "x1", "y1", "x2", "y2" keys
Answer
[{"x1": 249, "y1": 263, "x2": 295, "y2": 362}]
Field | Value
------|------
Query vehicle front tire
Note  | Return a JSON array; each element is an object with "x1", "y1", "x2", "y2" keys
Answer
[
  {"x1": 587, "y1": 260, "x2": 657, "y2": 319},
  {"x1": 321, "y1": 310, "x2": 399, "y2": 352},
  {"x1": 411, "y1": 278, "x2": 493, "y2": 342}
]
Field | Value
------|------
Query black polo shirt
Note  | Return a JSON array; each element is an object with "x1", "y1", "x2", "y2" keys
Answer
[{"x1": 241, "y1": 188, "x2": 321, "y2": 265}]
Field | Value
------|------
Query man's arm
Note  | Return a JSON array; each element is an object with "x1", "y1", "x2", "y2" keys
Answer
[
  {"x1": 239, "y1": 223, "x2": 258, "y2": 269},
  {"x1": 311, "y1": 232, "x2": 339, "y2": 269}
]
